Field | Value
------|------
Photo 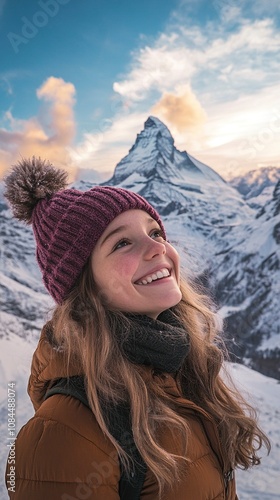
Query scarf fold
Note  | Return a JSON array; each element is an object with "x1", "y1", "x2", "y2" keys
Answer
[{"x1": 116, "y1": 309, "x2": 189, "y2": 373}]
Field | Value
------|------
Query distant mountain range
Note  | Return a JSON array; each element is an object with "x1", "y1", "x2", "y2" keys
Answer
[
  {"x1": 230, "y1": 166, "x2": 280, "y2": 198},
  {"x1": 230, "y1": 166, "x2": 280, "y2": 210},
  {"x1": 0, "y1": 116, "x2": 279, "y2": 379}
]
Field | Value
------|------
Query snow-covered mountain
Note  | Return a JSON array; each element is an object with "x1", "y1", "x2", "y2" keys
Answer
[
  {"x1": 212, "y1": 179, "x2": 280, "y2": 378},
  {"x1": 230, "y1": 166, "x2": 280, "y2": 209},
  {"x1": 0, "y1": 116, "x2": 279, "y2": 497},
  {"x1": 106, "y1": 116, "x2": 251, "y2": 229},
  {"x1": 0, "y1": 191, "x2": 53, "y2": 343}
]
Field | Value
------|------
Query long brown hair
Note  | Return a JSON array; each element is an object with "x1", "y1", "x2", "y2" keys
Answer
[{"x1": 51, "y1": 259, "x2": 270, "y2": 496}]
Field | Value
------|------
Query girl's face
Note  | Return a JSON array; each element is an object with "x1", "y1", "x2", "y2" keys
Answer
[{"x1": 91, "y1": 209, "x2": 182, "y2": 319}]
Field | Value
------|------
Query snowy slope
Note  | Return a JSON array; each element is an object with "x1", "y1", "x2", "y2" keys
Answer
[
  {"x1": 213, "y1": 181, "x2": 280, "y2": 378},
  {"x1": 228, "y1": 364, "x2": 280, "y2": 500},
  {"x1": 0, "y1": 201, "x2": 53, "y2": 341},
  {"x1": 0, "y1": 333, "x2": 39, "y2": 500}
]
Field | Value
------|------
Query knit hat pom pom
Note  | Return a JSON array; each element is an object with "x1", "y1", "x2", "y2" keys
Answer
[{"x1": 4, "y1": 157, "x2": 68, "y2": 224}]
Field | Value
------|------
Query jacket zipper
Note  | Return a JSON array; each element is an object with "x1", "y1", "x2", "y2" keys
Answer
[
  {"x1": 177, "y1": 402, "x2": 235, "y2": 497},
  {"x1": 224, "y1": 468, "x2": 235, "y2": 497}
]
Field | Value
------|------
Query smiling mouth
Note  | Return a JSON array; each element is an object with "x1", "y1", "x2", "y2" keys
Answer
[{"x1": 135, "y1": 268, "x2": 171, "y2": 285}]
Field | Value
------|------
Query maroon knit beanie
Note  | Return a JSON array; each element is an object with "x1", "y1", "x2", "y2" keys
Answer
[{"x1": 4, "y1": 157, "x2": 166, "y2": 304}]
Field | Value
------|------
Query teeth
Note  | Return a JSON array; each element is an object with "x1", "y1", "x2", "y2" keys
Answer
[
  {"x1": 136, "y1": 268, "x2": 170, "y2": 285},
  {"x1": 162, "y1": 269, "x2": 170, "y2": 277}
]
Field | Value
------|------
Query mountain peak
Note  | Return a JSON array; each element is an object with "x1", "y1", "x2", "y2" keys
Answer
[
  {"x1": 143, "y1": 115, "x2": 174, "y2": 143},
  {"x1": 144, "y1": 115, "x2": 171, "y2": 134},
  {"x1": 144, "y1": 116, "x2": 162, "y2": 128},
  {"x1": 105, "y1": 116, "x2": 225, "y2": 188}
]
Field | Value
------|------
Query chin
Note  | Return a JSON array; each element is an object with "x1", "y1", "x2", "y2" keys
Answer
[
  {"x1": 156, "y1": 296, "x2": 182, "y2": 317},
  {"x1": 167, "y1": 290, "x2": 183, "y2": 307}
]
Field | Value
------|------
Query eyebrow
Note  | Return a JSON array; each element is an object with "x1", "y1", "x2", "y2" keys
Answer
[
  {"x1": 100, "y1": 217, "x2": 156, "y2": 247},
  {"x1": 100, "y1": 225, "x2": 128, "y2": 247}
]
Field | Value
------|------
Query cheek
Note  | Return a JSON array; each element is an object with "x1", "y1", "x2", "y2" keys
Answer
[
  {"x1": 113, "y1": 255, "x2": 138, "y2": 279},
  {"x1": 94, "y1": 257, "x2": 136, "y2": 301}
]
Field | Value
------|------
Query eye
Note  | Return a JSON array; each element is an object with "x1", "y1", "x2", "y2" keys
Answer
[
  {"x1": 113, "y1": 238, "x2": 130, "y2": 251},
  {"x1": 150, "y1": 228, "x2": 165, "y2": 240}
]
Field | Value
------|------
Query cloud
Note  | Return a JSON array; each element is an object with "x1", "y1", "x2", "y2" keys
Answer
[
  {"x1": 0, "y1": 77, "x2": 76, "y2": 179},
  {"x1": 70, "y1": 112, "x2": 148, "y2": 175},
  {"x1": 173, "y1": 84, "x2": 280, "y2": 178},
  {"x1": 36, "y1": 76, "x2": 76, "y2": 145},
  {"x1": 2, "y1": 5, "x2": 279, "y2": 183},
  {"x1": 0, "y1": 70, "x2": 32, "y2": 96},
  {"x1": 220, "y1": 5, "x2": 242, "y2": 24},
  {"x1": 71, "y1": 13, "x2": 280, "y2": 179},
  {"x1": 244, "y1": 0, "x2": 280, "y2": 16},
  {"x1": 151, "y1": 86, "x2": 207, "y2": 132},
  {"x1": 113, "y1": 19, "x2": 280, "y2": 105},
  {"x1": 113, "y1": 34, "x2": 197, "y2": 101},
  {"x1": 0, "y1": 75, "x2": 13, "y2": 95},
  {"x1": 106, "y1": 14, "x2": 280, "y2": 179}
]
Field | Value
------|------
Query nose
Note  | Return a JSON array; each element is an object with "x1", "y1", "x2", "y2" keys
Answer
[{"x1": 142, "y1": 236, "x2": 166, "y2": 260}]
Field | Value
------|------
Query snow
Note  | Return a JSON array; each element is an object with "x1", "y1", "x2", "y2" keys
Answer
[
  {"x1": 226, "y1": 364, "x2": 280, "y2": 499},
  {"x1": 0, "y1": 333, "x2": 36, "y2": 405},
  {"x1": 247, "y1": 186, "x2": 275, "y2": 210},
  {"x1": 0, "y1": 334, "x2": 38, "y2": 500},
  {"x1": 230, "y1": 166, "x2": 280, "y2": 201},
  {"x1": 243, "y1": 216, "x2": 280, "y2": 258},
  {"x1": 258, "y1": 333, "x2": 280, "y2": 351},
  {"x1": 188, "y1": 153, "x2": 226, "y2": 183},
  {"x1": 218, "y1": 296, "x2": 253, "y2": 317}
]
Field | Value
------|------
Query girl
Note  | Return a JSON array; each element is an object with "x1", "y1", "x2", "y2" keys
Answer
[{"x1": 4, "y1": 157, "x2": 269, "y2": 500}]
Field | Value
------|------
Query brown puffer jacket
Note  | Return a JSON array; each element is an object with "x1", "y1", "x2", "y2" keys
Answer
[{"x1": 6, "y1": 325, "x2": 238, "y2": 500}]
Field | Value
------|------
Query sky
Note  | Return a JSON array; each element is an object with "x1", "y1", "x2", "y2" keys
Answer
[{"x1": 0, "y1": 0, "x2": 279, "y2": 181}]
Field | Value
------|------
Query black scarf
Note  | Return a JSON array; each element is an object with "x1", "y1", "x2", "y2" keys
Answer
[{"x1": 116, "y1": 309, "x2": 189, "y2": 373}]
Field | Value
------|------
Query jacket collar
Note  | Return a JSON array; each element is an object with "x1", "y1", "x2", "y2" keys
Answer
[{"x1": 28, "y1": 322, "x2": 83, "y2": 411}]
